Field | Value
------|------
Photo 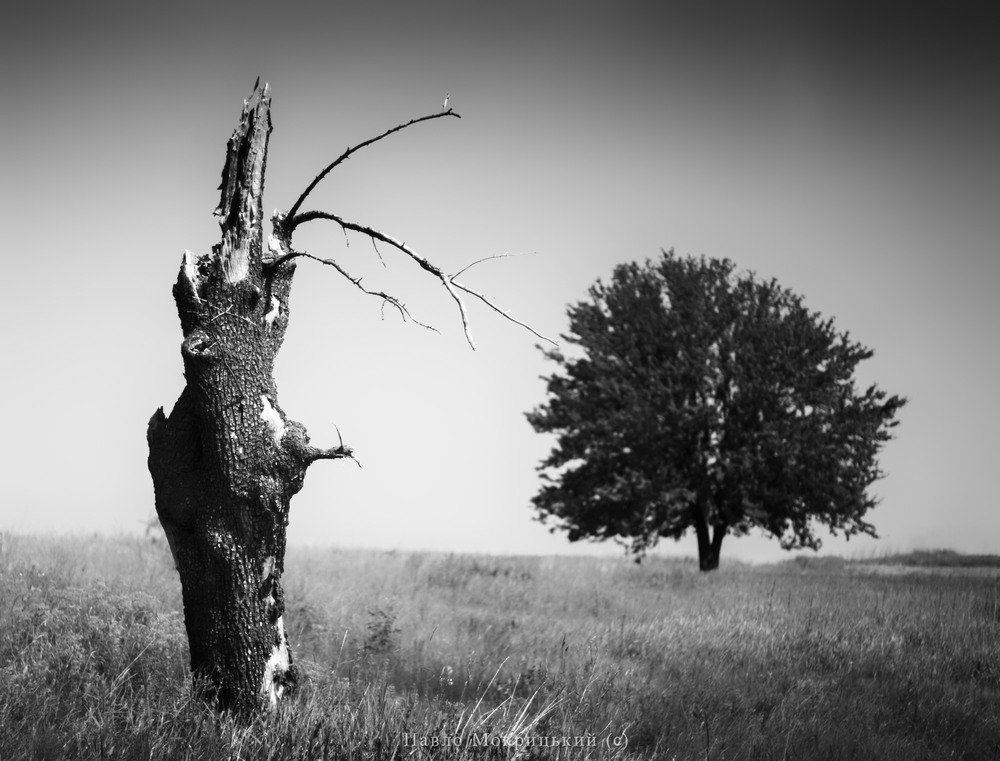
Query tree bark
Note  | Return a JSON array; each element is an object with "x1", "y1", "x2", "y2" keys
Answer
[
  {"x1": 146, "y1": 82, "x2": 548, "y2": 714},
  {"x1": 146, "y1": 84, "x2": 349, "y2": 713},
  {"x1": 693, "y1": 502, "x2": 725, "y2": 572}
]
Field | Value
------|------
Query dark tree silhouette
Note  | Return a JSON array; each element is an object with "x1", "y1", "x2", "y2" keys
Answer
[
  {"x1": 147, "y1": 82, "x2": 551, "y2": 714},
  {"x1": 527, "y1": 250, "x2": 906, "y2": 571}
]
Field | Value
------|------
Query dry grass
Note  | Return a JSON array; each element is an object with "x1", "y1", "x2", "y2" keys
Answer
[{"x1": 1, "y1": 531, "x2": 999, "y2": 759}]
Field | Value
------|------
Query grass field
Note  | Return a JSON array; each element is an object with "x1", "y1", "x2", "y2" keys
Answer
[{"x1": 1, "y1": 532, "x2": 998, "y2": 760}]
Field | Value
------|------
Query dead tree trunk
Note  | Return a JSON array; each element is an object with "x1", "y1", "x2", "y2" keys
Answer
[
  {"x1": 147, "y1": 86, "x2": 344, "y2": 713},
  {"x1": 148, "y1": 82, "x2": 552, "y2": 713}
]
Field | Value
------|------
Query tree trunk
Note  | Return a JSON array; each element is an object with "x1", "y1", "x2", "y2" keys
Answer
[
  {"x1": 146, "y1": 85, "x2": 348, "y2": 713},
  {"x1": 693, "y1": 503, "x2": 726, "y2": 572},
  {"x1": 145, "y1": 82, "x2": 545, "y2": 714}
]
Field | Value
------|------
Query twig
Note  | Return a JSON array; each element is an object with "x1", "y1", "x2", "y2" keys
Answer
[
  {"x1": 451, "y1": 252, "x2": 529, "y2": 279},
  {"x1": 267, "y1": 249, "x2": 437, "y2": 333},
  {"x1": 289, "y1": 211, "x2": 557, "y2": 350},
  {"x1": 285, "y1": 109, "x2": 461, "y2": 227},
  {"x1": 450, "y1": 277, "x2": 557, "y2": 346},
  {"x1": 331, "y1": 425, "x2": 362, "y2": 468},
  {"x1": 289, "y1": 211, "x2": 478, "y2": 347},
  {"x1": 370, "y1": 238, "x2": 386, "y2": 268},
  {"x1": 207, "y1": 303, "x2": 257, "y2": 327}
]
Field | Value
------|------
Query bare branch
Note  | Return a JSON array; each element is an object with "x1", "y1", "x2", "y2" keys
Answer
[
  {"x1": 450, "y1": 278, "x2": 558, "y2": 346},
  {"x1": 267, "y1": 249, "x2": 438, "y2": 333},
  {"x1": 291, "y1": 211, "x2": 557, "y2": 349},
  {"x1": 284, "y1": 109, "x2": 461, "y2": 228},
  {"x1": 291, "y1": 211, "x2": 479, "y2": 348}
]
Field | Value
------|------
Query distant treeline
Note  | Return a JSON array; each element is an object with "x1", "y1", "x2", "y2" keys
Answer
[{"x1": 866, "y1": 549, "x2": 1000, "y2": 568}]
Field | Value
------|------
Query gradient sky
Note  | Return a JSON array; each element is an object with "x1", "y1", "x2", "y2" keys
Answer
[{"x1": 1, "y1": 2, "x2": 996, "y2": 563}]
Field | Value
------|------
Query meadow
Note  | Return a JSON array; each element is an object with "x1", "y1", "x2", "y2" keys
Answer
[{"x1": 1, "y1": 532, "x2": 998, "y2": 760}]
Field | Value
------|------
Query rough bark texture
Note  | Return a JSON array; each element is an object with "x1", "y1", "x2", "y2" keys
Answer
[{"x1": 147, "y1": 85, "x2": 346, "y2": 713}]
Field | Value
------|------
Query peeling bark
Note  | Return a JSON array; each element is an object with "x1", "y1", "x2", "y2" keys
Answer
[{"x1": 147, "y1": 84, "x2": 349, "y2": 714}]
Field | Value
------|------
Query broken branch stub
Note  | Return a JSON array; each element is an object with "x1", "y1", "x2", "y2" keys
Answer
[{"x1": 214, "y1": 85, "x2": 272, "y2": 284}]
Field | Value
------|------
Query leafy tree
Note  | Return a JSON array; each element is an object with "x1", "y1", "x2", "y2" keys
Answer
[
  {"x1": 147, "y1": 82, "x2": 550, "y2": 714},
  {"x1": 526, "y1": 250, "x2": 906, "y2": 571}
]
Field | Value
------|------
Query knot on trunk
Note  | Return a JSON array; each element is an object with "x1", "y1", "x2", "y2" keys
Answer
[{"x1": 182, "y1": 330, "x2": 218, "y2": 360}]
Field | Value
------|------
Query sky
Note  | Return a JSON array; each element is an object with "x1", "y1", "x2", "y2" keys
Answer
[{"x1": 0, "y1": 2, "x2": 996, "y2": 564}]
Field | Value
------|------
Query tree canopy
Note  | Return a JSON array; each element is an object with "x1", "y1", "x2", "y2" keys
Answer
[{"x1": 526, "y1": 250, "x2": 906, "y2": 570}]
